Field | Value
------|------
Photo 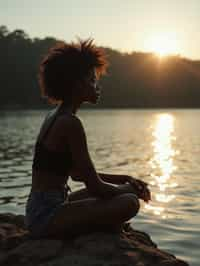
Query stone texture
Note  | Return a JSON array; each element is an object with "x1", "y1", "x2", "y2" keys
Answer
[{"x1": 0, "y1": 212, "x2": 189, "y2": 266}]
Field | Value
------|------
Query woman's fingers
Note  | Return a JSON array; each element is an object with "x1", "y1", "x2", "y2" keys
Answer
[
  {"x1": 144, "y1": 187, "x2": 151, "y2": 202},
  {"x1": 128, "y1": 177, "x2": 152, "y2": 202},
  {"x1": 137, "y1": 182, "x2": 151, "y2": 202},
  {"x1": 136, "y1": 180, "x2": 146, "y2": 192}
]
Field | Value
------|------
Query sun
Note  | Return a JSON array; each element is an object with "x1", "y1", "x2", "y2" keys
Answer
[{"x1": 147, "y1": 32, "x2": 179, "y2": 57}]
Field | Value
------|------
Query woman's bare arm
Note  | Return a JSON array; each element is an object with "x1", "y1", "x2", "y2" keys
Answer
[
  {"x1": 62, "y1": 115, "x2": 136, "y2": 199},
  {"x1": 97, "y1": 172, "x2": 128, "y2": 185},
  {"x1": 70, "y1": 171, "x2": 128, "y2": 185}
]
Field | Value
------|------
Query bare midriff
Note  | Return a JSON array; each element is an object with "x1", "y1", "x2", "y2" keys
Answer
[{"x1": 31, "y1": 168, "x2": 68, "y2": 192}]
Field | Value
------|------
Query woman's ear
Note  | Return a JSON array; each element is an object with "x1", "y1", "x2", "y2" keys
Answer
[{"x1": 73, "y1": 80, "x2": 85, "y2": 100}]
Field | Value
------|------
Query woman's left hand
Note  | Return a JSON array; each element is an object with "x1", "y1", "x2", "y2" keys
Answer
[{"x1": 126, "y1": 176, "x2": 151, "y2": 203}]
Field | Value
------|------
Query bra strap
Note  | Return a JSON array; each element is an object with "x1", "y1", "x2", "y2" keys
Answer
[{"x1": 37, "y1": 105, "x2": 61, "y2": 144}]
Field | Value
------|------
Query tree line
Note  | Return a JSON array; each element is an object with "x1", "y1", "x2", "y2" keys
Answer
[{"x1": 1, "y1": 25, "x2": 200, "y2": 109}]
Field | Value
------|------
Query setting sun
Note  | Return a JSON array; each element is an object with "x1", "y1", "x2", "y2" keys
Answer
[{"x1": 147, "y1": 32, "x2": 179, "y2": 57}]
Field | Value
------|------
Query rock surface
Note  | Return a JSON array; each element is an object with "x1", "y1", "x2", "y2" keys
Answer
[{"x1": 0, "y1": 212, "x2": 189, "y2": 266}]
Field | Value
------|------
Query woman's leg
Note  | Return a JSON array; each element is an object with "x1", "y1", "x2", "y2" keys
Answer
[
  {"x1": 44, "y1": 192, "x2": 140, "y2": 239},
  {"x1": 68, "y1": 187, "x2": 91, "y2": 202},
  {"x1": 68, "y1": 183, "x2": 140, "y2": 202}
]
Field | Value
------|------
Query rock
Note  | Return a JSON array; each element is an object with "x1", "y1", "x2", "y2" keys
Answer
[{"x1": 0, "y1": 212, "x2": 189, "y2": 266}]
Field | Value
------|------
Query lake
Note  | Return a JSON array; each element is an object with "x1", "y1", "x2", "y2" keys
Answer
[{"x1": 0, "y1": 109, "x2": 199, "y2": 266}]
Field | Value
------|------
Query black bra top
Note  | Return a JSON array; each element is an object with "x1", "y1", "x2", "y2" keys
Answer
[{"x1": 32, "y1": 108, "x2": 73, "y2": 176}]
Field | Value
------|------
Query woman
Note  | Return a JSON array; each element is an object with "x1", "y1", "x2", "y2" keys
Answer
[{"x1": 25, "y1": 39, "x2": 151, "y2": 239}]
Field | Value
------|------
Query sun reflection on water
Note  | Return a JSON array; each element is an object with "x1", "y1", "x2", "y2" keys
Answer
[{"x1": 145, "y1": 113, "x2": 178, "y2": 218}]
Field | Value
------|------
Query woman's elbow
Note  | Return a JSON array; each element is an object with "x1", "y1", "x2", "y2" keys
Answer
[{"x1": 75, "y1": 164, "x2": 105, "y2": 197}]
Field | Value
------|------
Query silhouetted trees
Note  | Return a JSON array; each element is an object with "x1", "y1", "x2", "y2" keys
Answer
[{"x1": 1, "y1": 25, "x2": 200, "y2": 109}]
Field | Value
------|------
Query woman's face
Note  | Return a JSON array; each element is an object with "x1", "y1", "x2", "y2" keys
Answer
[{"x1": 80, "y1": 69, "x2": 101, "y2": 104}]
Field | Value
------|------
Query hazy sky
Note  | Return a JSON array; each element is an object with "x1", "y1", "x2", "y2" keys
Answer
[{"x1": 1, "y1": 0, "x2": 200, "y2": 59}]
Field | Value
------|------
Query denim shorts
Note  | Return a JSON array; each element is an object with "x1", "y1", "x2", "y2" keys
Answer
[{"x1": 25, "y1": 189, "x2": 69, "y2": 238}]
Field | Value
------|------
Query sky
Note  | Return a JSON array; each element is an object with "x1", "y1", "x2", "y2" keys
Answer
[{"x1": 1, "y1": 0, "x2": 200, "y2": 60}]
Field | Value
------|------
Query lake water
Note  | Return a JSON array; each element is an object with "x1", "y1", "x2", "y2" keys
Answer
[{"x1": 0, "y1": 109, "x2": 199, "y2": 266}]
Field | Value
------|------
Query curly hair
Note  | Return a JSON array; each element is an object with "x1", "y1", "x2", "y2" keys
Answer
[{"x1": 38, "y1": 38, "x2": 108, "y2": 105}]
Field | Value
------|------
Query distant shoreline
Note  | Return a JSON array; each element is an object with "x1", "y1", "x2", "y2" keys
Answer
[{"x1": 1, "y1": 106, "x2": 200, "y2": 111}]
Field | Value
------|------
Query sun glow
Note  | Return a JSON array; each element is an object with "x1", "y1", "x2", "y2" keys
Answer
[{"x1": 147, "y1": 33, "x2": 179, "y2": 57}]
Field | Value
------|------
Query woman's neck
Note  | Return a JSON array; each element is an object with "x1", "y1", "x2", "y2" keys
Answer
[{"x1": 59, "y1": 101, "x2": 81, "y2": 115}]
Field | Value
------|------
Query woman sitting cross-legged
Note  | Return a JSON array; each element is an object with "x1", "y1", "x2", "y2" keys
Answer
[{"x1": 25, "y1": 38, "x2": 151, "y2": 239}]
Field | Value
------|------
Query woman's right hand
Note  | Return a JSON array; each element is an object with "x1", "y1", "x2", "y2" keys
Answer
[{"x1": 126, "y1": 176, "x2": 151, "y2": 203}]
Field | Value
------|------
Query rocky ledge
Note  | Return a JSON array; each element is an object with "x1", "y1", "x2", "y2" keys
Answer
[{"x1": 0, "y1": 212, "x2": 189, "y2": 266}]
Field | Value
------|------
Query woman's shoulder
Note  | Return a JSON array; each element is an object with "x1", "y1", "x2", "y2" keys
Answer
[{"x1": 57, "y1": 113, "x2": 85, "y2": 134}]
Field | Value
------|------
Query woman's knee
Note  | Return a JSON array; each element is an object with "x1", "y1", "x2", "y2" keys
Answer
[{"x1": 118, "y1": 193, "x2": 140, "y2": 217}]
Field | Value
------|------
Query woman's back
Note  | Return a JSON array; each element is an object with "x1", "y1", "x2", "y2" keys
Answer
[{"x1": 31, "y1": 106, "x2": 73, "y2": 192}]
